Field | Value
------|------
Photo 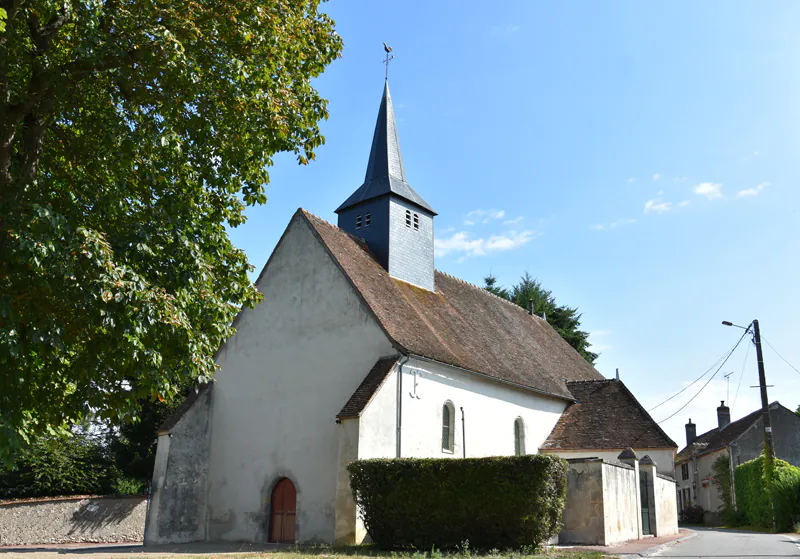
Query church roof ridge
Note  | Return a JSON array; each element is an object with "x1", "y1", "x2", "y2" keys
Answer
[{"x1": 434, "y1": 270, "x2": 549, "y2": 321}]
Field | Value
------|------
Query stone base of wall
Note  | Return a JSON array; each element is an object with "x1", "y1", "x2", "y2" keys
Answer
[{"x1": 0, "y1": 496, "x2": 146, "y2": 546}]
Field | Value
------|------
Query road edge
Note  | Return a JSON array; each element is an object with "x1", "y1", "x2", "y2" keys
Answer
[{"x1": 621, "y1": 529, "x2": 698, "y2": 558}]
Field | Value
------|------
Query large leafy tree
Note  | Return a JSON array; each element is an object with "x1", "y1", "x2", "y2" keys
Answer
[
  {"x1": 0, "y1": 0, "x2": 342, "y2": 462},
  {"x1": 484, "y1": 273, "x2": 598, "y2": 364}
]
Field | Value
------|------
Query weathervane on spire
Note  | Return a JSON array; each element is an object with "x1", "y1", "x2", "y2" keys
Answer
[{"x1": 383, "y1": 42, "x2": 394, "y2": 80}]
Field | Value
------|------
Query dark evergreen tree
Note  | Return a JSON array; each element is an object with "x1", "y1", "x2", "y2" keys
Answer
[{"x1": 483, "y1": 272, "x2": 598, "y2": 365}]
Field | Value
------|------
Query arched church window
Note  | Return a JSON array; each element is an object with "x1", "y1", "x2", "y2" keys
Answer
[
  {"x1": 442, "y1": 401, "x2": 455, "y2": 453},
  {"x1": 365, "y1": 212, "x2": 371, "y2": 227},
  {"x1": 413, "y1": 213, "x2": 419, "y2": 230},
  {"x1": 405, "y1": 209, "x2": 412, "y2": 227},
  {"x1": 356, "y1": 215, "x2": 362, "y2": 229},
  {"x1": 514, "y1": 417, "x2": 525, "y2": 456}
]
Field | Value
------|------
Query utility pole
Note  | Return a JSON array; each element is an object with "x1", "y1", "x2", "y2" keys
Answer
[{"x1": 752, "y1": 319, "x2": 775, "y2": 461}]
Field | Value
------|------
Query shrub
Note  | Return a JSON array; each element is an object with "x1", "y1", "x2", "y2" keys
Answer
[
  {"x1": 0, "y1": 433, "x2": 117, "y2": 498},
  {"x1": 347, "y1": 455, "x2": 568, "y2": 550},
  {"x1": 734, "y1": 455, "x2": 800, "y2": 531},
  {"x1": 679, "y1": 505, "x2": 705, "y2": 525}
]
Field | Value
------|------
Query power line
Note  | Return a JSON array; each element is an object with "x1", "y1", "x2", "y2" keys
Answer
[
  {"x1": 647, "y1": 336, "x2": 743, "y2": 413},
  {"x1": 657, "y1": 327, "x2": 750, "y2": 424},
  {"x1": 731, "y1": 340, "x2": 751, "y2": 413},
  {"x1": 761, "y1": 335, "x2": 800, "y2": 376}
]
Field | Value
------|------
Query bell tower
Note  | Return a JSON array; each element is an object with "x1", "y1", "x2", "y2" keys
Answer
[{"x1": 335, "y1": 81, "x2": 436, "y2": 291}]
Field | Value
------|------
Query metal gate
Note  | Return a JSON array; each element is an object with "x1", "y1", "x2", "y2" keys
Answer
[{"x1": 640, "y1": 471, "x2": 652, "y2": 535}]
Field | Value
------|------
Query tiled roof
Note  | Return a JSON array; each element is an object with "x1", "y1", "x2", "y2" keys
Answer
[
  {"x1": 540, "y1": 379, "x2": 677, "y2": 451},
  {"x1": 338, "y1": 357, "x2": 400, "y2": 419},
  {"x1": 675, "y1": 403, "x2": 778, "y2": 463},
  {"x1": 301, "y1": 210, "x2": 603, "y2": 401}
]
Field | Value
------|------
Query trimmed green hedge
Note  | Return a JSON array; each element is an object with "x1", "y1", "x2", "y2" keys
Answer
[
  {"x1": 347, "y1": 455, "x2": 568, "y2": 550},
  {"x1": 735, "y1": 455, "x2": 800, "y2": 531}
]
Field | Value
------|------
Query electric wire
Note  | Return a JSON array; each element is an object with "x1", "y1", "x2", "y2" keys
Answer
[
  {"x1": 657, "y1": 327, "x2": 750, "y2": 424},
  {"x1": 647, "y1": 335, "x2": 744, "y2": 413},
  {"x1": 761, "y1": 335, "x2": 800, "y2": 376},
  {"x1": 731, "y1": 340, "x2": 751, "y2": 413}
]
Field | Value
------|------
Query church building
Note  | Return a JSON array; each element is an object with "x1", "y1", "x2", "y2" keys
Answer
[{"x1": 144, "y1": 80, "x2": 677, "y2": 546}]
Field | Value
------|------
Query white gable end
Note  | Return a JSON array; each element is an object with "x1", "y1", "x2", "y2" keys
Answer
[{"x1": 205, "y1": 213, "x2": 395, "y2": 543}]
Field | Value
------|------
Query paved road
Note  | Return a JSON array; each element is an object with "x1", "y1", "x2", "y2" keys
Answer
[{"x1": 644, "y1": 527, "x2": 800, "y2": 558}]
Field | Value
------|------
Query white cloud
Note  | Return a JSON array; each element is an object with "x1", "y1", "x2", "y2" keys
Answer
[
  {"x1": 435, "y1": 230, "x2": 538, "y2": 259},
  {"x1": 644, "y1": 199, "x2": 671, "y2": 214},
  {"x1": 678, "y1": 200, "x2": 691, "y2": 208},
  {"x1": 588, "y1": 330, "x2": 612, "y2": 353},
  {"x1": 503, "y1": 216, "x2": 524, "y2": 225},
  {"x1": 653, "y1": 173, "x2": 661, "y2": 182},
  {"x1": 693, "y1": 182, "x2": 723, "y2": 200},
  {"x1": 736, "y1": 182, "x2": 769, "y2": 199},
  {"x1": 592, "y1": 218, "x2": 636, "y2": 231},
  {"x1": 465, "y1": 208, "x2": 506, "y2": 225}
]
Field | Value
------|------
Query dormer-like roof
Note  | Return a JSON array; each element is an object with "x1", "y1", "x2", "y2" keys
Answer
[{"x1": 336, "y1": 81, "x2": 436, "y2": 215}]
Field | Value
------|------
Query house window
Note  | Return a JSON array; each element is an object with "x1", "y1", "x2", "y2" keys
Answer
[
  {"x1": 514, "y1": 418, "x2": 525, "y2": 456},
  {"x1": 442, "y1": 401, "x2": 455, "y2": 453},
  {"x1": 681, "y1": 463, "x2": 689, "y2": 480},
  {"x1": 355, "y1": 215, "x2": 362, "y2": 229},
  {"x1": 413, "y1": 213, "x2": 419, "y2": 230},
  {"x1": 364, "y1": 212, "x2": 371, "y2": 227},
  {"x1": 405, "y1": 209, "x2": 412, "y2": 227}
]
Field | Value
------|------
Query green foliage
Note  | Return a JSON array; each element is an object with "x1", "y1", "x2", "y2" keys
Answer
[
  {"x1": 679, "y1": 505, "x2": 705, "y2": 525},
  {"x1": 711, "y1": 454, "x2": 734, "y2": 520},
  {"x1": 734, "y1": 455, "x2": 800, "y2": 531},
  {"x1": 109, "y1": 381, "x2": 195, "y2": 483},
  {"x1": 0, "y1": 0, "x2": 342, "y2": 463},
  {"x1": 347, "y1": 455, "x2": 568, "y2": 550},
  {"x1": 0, "y1": 432, "x2": 117, "y2": 498},
  {"x1": 483, "y1": 273, "x2": 597, "y2": 364}
]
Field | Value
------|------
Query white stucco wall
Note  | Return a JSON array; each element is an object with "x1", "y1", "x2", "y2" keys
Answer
[
  {"x1": 547, "y1": 449, "x2": 675, "y2": 478},
  {"x1": 358, "y1": 369, "x2": 399, "y2": 459},
  {"x1": 654, "y1": 474, "x2": 679, "y2": 536},
  {"x1": 205, "y1": 215, "x2": 395, "y2": 544},
  {"x1": 377, "y1": 358, "x2": 568, "y2": 459},
  {"x1": 602, "y1": 462, "x2": 640, "y2": 545}
]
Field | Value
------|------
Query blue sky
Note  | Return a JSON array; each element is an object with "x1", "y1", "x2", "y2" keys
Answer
[{"x1": 229, "y1": 1, "x2": 800, "y2": 448}]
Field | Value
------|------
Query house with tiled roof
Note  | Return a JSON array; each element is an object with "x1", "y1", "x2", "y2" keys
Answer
[
  {"x1": 144, "y1": 79, "x2": 677, "y2": 547},
  {"x1": 674, "y1": 400, "x2": 800, "y2": 523}
]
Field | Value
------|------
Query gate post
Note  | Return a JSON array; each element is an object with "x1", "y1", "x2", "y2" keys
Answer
[
  {"x1": 639, "y1": 456, "x2": 659, "y2": 536},
  {"x1": 618, "y1": 448, "x2": 642, "y2": 539}
]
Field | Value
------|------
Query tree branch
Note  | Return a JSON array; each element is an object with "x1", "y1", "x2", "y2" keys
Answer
[{"x1": 27, "y1": 6, "x2": 69, "y2": 55}]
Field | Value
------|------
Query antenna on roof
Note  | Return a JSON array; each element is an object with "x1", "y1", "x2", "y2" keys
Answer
[
  {"x1": 542, "y1": 311, "x2": 546, "y2": 322},
  {"x1": 528, "y1": 301, "x2": 533, "y2": 315},
  {"x1": 616, "y1": 368, "x2": 620, "y2": 380}
]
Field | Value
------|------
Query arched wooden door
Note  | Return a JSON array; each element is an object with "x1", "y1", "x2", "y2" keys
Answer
[{"x1": 269, "y1": 478, "x2": 296, "y2": 543}]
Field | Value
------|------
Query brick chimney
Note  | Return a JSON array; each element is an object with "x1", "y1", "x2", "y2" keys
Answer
[
  {"x1": 686, "y1": 419, "x2": 697, "y2": 446},
  {"x1": 717, "y1": 400, "x2": 731, "y2": 429}
]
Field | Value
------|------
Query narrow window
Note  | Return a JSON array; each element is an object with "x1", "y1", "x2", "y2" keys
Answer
[
  {"x1": 514, "y1": 418, "x2": 525, "y2": 456},
  {"x1": 413, "y1": 213, "x2": 419, "y2": 230},
  {"x1": 365, "y1": 212, "x2": 371, "y2": 227},
  {"x1": 356, "y1": 215, "x2": 362, "y2": 229},
  {"x1": 442, "y1": 401, "x2": 455, "y2": 453},
  {"x1": 405, "y1": 209, "x2": 412, "y2": 227}
]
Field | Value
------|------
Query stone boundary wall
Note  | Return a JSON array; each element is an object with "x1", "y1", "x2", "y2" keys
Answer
[{"x1": 0, "y1": 496, "x2": 146, "y2": 546}]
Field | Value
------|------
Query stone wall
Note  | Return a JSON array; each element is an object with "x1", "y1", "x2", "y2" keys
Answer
[
  {"x1": 0, "y1": 496, "x2": 146, "y2": 546},
  {"x1": 601, "y1": 461, "x2": 639, "y2": 545},
  {"x1": 654, "y1": 474, "x2": 679, "y2": 536},
  {"x1": 559, "y1": 459, "x2": 605, "y2": 544}
]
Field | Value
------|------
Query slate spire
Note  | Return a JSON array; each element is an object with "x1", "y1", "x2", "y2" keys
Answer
[{"x1": 336, "y1": 81, "x2": 436, "y2": 214}]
